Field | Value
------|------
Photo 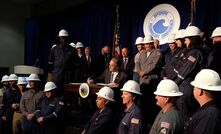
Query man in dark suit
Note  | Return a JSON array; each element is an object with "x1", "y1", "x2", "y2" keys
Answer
[
  {"x1": 82, "y1": 47, "x2": 97, "y2": 81},
  {"x1": 87, "y1": 57, "x2": 127, "y2": 89},
  {"x1": 96, "y1": 45, "x2": 112, "y2": 76},
  {"x1": 87, "y1": 57, "x2": 127, "y2": 118},
  {"x1": 120, "y1": 47, "x2": 135, "y2": 80}
]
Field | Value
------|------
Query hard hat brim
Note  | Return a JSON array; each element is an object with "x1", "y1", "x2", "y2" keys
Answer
[
  {"x1": 17, "y1": 82, "x2": 27, "y2": 85},
  {"x1": 154, "y1": 91, "x2": 183, "y2": 96},
  {"x1": 96, "y1": 92, "x2": 115, "y2": 102},
  {"x1": 120, "y1": 88, "x2": 143, "y2": 95},
  {"x1": 27, "y1": 79, "x2": 41, "y2": 81},
  {"x1": 191, "y1": 81, "x2": 221, "y2": 91},
  {"x1": 44, "y1": 88, "x2": 55, "y2": 92}
]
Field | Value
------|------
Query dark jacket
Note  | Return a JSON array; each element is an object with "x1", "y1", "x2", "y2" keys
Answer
[
  {"x1": 120, "y1": 57, "x2": 135, "y2": 80},
  {"x1": 84, "y1": 106, "x2": 116, "y2": 134}
]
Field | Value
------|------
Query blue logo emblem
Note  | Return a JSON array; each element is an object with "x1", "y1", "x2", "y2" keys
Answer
[{"x1": 143, "y1": 4, "x2": 180, "y2": 44}]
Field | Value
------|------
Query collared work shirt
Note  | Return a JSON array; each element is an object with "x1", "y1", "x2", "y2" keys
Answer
[
  {"x1": 150, "y1": 107, "x2": 184, "y2": 134},
  {"x1": 118, "y1": 104, "x2": 143, "y2": 134},
  {"x1": 20, "y1": 89, "x2": 43, "y2": 117}
]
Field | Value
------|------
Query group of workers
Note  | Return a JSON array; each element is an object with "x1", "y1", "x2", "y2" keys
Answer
[
  {"x1": 0, "y1": 25, "x2": 221, "y2": 134},
  {"x1": 83, "y1": 69, "x2": 221, "y2": 134},
  {"x1": 0, "y1": 73, "x2": 65, "y2": 134}
]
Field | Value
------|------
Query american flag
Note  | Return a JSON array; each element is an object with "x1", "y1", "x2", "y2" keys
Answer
[
  {"x1": 113, "y1": 33, "x2": 120, "y2": 58},
  {"x1": 112, "y1": 5, "x2": 120, "y2": 59}
]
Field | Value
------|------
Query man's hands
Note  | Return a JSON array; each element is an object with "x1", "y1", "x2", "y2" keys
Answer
[{"x1": 107, "y1": 82, "x2": 119, "y2": 88}]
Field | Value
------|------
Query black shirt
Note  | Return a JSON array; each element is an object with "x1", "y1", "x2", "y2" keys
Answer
[
  {"x1": 84, "y1": 106, "x2": 116, "y2": 134},
  {"x1": 184, "y1": 101, "x2": 221, "y2": 134}
]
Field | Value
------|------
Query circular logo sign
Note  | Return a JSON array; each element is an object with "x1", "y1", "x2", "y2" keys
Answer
[
  {"x1": 79, "y1": 83, "x2": 90, "y2": 98},
  {"x1": 143, "y1": 4, "x2": 180, "y2": 45}
]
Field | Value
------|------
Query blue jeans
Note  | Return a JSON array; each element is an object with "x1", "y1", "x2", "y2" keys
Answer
[
  {"x1": 21, "y1": 119, "x2": 39, "y2": 134},
  {"x1": 133, "y1": 72, "x2": 140, "y2": 83}
]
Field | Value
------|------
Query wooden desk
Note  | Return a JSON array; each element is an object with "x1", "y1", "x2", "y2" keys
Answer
[
  {"x1": 64, "y1": 83, "x2": 103, "y2": 93},
  {"x1": 63, "y1": 83, "x2": 104, "y2": 127},
  {"x1": 63, "y1": 83, "x2": 104, "y2": 112}
]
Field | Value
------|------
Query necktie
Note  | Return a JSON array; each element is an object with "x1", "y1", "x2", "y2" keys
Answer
[
  {"x1": 110, "y1": 72, "x2": 114, "y2": 83},
  {"x1": 87, "y1": 56, "x2": 91, "y2": 66},
  {"x1": 124, "y1": 58, "x2": 127, "y2": 70}
]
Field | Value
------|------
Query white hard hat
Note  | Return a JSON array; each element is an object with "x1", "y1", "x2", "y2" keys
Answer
[
  {"x1": 154, "y1": 80, "x2": 183, "y2": 96},
  {"x1": 44, "y1": 81, "x2": 57, "y2": 92},
  {"x1": 143, "y1": 35, "x2": 154, "y2": 44},
  {"x1": 211, "y1": 27, "x2": 221, "y2": 38},
  {"x1": 1, "y1": 75, "x2": 8, "y2": 82},
  {"x1": 191, "y1": 69, "x2": 221, "y2": 91},
  {"x1": 96, "y1": 86, "x2": 115, "y2": 102},
  {"x1": 17, "y1": 77, "x2": 27, "y2": 85},
  {"x1": 27, "y1": 74, "x2": 40, "y2": 81},
  {"x1": 135, "y1": 37, "x2": 144, "y2": 45},
  {"x1": 120, "y1": 80, "x2": 142, "y2": 95},
  {"x1": 184, "y1": 26, "x2": 201, "y2": 37},
  {"x1": 8, "y1": 74, "x2": 18, "y2": 81},
  {"x1": 175, "y1": 29, "x2": 185, "y2": 39},
  {"x1": 167, "y1": 34, "x2": 176, "y2": 44},
  {"x1": 69, "y1": 42, "x2": 76, "y2": 48},
  {"x1": 75, "y1": 42, "x2": 84, "y2": 49},
  {"x1": 58, "y1": 29, "x2": 69, "y2": 37}
]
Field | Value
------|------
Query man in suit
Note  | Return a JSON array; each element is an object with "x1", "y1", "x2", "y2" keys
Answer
[
  {"x1": 137, "y1": 35, "x2": 162, "y2": 129},
  {"x1": 96, "y1": 45, "x2": 112, "y2": 76},
  {"x1": 87, "y1": 57, "x2": 127, "y2": 118},
  {"x1": 82, "y1": 47, "x2": 97, "y2": 81},
  {"x1": 87, "y1": 57, "x2": 127, "y2": 89},
  {"x1": 120, "y1": 47, "x2": 135, "y2": 80},
  {"x1": 138, "y1": 35, "x2": 162, "y2": 85}
]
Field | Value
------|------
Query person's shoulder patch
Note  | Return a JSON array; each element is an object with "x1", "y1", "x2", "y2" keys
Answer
[
  {"x1": 188, "y1": 56, "x2": 196, "y2": 63},
  {"x1": 161, "y1": 121, "x2": 170, "y2": 128},
  {"x1": 131, "y1": 118, "x2": 140, "y2": 124}
]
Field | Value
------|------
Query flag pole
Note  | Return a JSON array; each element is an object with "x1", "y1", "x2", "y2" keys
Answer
[
  {"x1": 112, "y1": 5, "x2": 120, "y2": 58},
  {"x1": 190, "y1": 0, "x2": 196, "y2": 26}
]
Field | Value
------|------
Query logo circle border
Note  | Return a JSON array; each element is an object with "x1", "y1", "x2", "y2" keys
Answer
[{"x1": 143, "y1": 3, "x2": 180, "y2": 45}]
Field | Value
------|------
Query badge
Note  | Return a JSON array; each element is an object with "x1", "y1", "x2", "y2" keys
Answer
[
  {"x1": 160, "y1": 128, "x2": 167, "y2": 134},
  {"x1": 131, "y1": 118, "x2": 140, "y2": 124}
]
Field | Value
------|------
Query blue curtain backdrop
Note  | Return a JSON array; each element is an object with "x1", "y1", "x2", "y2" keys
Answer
[{"x1": 25, "y1": 0, "x2": 221, "y2": 72}]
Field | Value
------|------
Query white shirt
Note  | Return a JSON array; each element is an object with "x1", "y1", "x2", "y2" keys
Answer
[{"x1": 111, "y1": 71, "x2": 119, "y2": 82}]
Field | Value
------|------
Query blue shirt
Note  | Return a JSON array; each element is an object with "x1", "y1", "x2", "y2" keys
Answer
[{"x1": 118, "y1": 104, "x2": 143, "y2": 134}]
